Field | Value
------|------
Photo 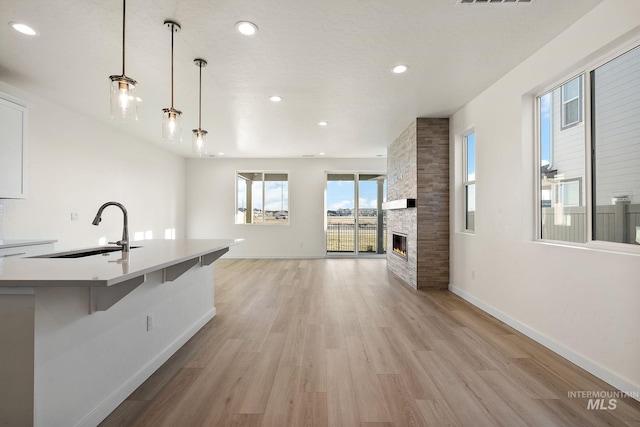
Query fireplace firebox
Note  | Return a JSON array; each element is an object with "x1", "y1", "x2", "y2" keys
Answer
[{"x1": 392, "y1": 232, "x2": 408, "y2": 260}]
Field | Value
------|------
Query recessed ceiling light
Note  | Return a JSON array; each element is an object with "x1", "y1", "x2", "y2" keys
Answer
[
  {"x1": 318, "y1": 121, "x2": 328, "y2": 126},
  {"x1": 392, "y1": 64, "x2": 408, "y2": 74},
  {"x1": 217, "y1": 152, "x2": 225, "y2": 156},
  {"x1": 269, "y1": 95, "x2": 282, "y2": 102},
  {"x1": 9, "y1": 21, "x2": 38, "y2": 36},
  {"x1": 235, "y1": 21, "x2": 258, "y2": 36},
  {"x1": 319, "y1": 152, "x2": 326, "y2": 156}
]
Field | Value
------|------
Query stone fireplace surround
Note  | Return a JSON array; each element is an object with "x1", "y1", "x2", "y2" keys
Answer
[{"x1": 385, "y1": 118, "x2": 449, "y2": 289}]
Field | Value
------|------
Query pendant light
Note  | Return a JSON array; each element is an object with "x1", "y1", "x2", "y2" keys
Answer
[
  {"x1": 109, "y1": 0, "x2": 138, "y2": 120},
  {"x1": 162, "y1": 20, "x2": 182, "y2": 142},
  {"x1": 192, "y1": 58, "x2": 208, "y2": 156}
]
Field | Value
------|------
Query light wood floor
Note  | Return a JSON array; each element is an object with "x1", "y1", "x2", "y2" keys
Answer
[{"x1": 101, "y1": 258, "x2": 640, "y2": 426}]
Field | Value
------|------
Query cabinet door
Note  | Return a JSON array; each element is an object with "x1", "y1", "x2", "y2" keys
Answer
[
  {"x1": 0, "y1": 243, "x2": 55, "y2": 258},
  {"x1": 0, "y1": 96, "x2": 27, "y2": 198}
]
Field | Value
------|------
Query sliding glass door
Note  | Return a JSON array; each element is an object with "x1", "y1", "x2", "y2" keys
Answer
[{"x1": 326, "y1": 173, "x2": 386, "y2": 256}]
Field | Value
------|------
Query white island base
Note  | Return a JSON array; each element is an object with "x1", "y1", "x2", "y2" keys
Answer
[{"x1": 0, "y1": 239, "x2": 238, "y2": 427}]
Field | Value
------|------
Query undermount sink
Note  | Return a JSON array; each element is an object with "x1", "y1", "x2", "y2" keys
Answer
[{"x1": 32, "y1": 246, "x2": 141, "y2": 259}]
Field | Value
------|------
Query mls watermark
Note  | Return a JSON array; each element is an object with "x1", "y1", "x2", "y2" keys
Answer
[{"x1": 568, "y1": 390, "x2": 640, "y2": 410}]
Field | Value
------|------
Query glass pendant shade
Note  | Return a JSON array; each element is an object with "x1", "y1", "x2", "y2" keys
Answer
[
  {"x1": 192, "y1": 58, "x2": 209, "y2": 157},
  {"x1": 192, "y1": 129, "x2": 208, "y2": 156},
  {"x1": 162, "y1": 107, "x2": 182, "y2": 142},
  {"x1": 109, "y1": 75, "x2": 138, "y2": 120},
  {"x1": 162, "y1": 20, "x2": 182, "y2": 143},
  {"x1": 109, "y1": 0, "x2": 137, "y2": 121}
]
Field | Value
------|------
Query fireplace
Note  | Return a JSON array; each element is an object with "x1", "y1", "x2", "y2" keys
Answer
[{"x1": 392, "y1": 232, "x2": 408, "y2": 260}]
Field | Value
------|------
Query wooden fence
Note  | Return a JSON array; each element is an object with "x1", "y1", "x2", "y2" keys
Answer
[{"x1": 541, "y1": 203, "x2": 640, "y2": 244}]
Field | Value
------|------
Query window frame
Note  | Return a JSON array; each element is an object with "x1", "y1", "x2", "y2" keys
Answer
[
  {"x1": 536, "y1": 73, "x2": 589, "y2": 245},
  {"x1": 235, "y1": 170, "x2": 289, "y2": 225},
  {"x1": 534, "y1": 38, "x2": 640, "y2": 253},
  {"x1": 463, "y1": 130, "x2": 476, "y2": 233},
  {"x1": 555, "y1": 178, "x2": 582, "y2": 208},
  {"x1": 561, "y1": 75, "x2": 583, "y2": 129}
]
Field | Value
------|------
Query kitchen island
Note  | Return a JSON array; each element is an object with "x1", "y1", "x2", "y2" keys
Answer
[{"x1": 0, "y1": 239, "x2": 240, "y2": 427}]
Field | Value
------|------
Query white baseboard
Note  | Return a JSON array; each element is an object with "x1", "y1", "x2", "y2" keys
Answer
[
  {"x1": 448, "y1": 285, "x2": 640, "y2": 401},
  {"x1": 222, "y1": 255, "x2": 325, "y2": 259},
  {"x1": 77, "y1": 307, "x2": 216, "y2": 427}
]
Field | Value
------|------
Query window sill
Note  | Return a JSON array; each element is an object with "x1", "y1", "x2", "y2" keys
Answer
[{"x1": 533, "y1": 239, "x2": 640, "y2": 257}]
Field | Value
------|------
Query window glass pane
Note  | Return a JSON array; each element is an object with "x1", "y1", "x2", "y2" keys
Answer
[
  {"x1": 464, "y1": 132, "x2": 476, "y2": 232},
  {"x1": 236, "y1": 171, "x2": 289, "y2": 224},
  {"x1": 251, "y1": 176, "x2": 264, "y2": 224},
  {"x1": 466, "y1": 132, "x2": 475, "y2": 181},
  {"x1": 564, "y1": 99, "x2": 579, "y2": 125},
  {"x1": 540, "y1": 93, "x2": 552, "y2": 166},
  {"x1": 326, "y1": 174, "x2": 355, "y2": 253},
  {"x1": 358, "y1": 175, "x2": 384, "y2": 253},
  {"x1": 538, "y1": 78, "x2": 586, "y2": 243},
  {"x1": 465, "y1": 183, "x2": 475, "y2": 232},
  {"x1": 264, "y1": 173, "x2": 288, "y2": 223},
  {"x1": 561, "y1": 75, "x2": 583, "y2": 128},
  {"x1": 563, "y1": 78, "x2": 580, "y2": 100},
  {"x1": 557, "y1": 180, "x2": 581, "y2": 207},
  {"x1": 236, "y1": 176, "x2": 248, "y2": 224},
  {"x1": 592, "y1": 45, "x2": 640, "y2": 245}
]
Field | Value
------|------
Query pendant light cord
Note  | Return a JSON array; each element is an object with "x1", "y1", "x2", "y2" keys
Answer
[
  {"x1": 198, "y1": 63, "x2": 202, "y2": 128},
  {"x1": 171, "y1": 24, "x2": 175, "y2": 109},
  {"x1": 122, "y1": 0, "x2": 126, "y2": 76}
]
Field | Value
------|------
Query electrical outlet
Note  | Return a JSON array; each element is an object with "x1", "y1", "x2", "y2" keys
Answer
[
  {"x1": 146, "y1": 314, "x2": 154, "y2": 331},
  {"x1": 70, "y1": 212, "x2": 78, "y2": 221},
  {"x1": 471, "y1": 270, "x2": 476, "y2": 280}
]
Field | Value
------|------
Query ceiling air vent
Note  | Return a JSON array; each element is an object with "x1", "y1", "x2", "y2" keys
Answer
[{"x1": 458, "y1": 0, "x2": 532, "y2": 4}]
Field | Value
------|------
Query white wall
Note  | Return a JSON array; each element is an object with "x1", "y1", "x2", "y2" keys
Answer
[
  {"x1": 186, "y1": 157, "x2": 386, "y2": 257},
  {"x1": 450, "y1": 0, "x2": 640, "y2": 395},
  {"x1": 0, "y1": 81, "x2": 186, "y2": 250}
]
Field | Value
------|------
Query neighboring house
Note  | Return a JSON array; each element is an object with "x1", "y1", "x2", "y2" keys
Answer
[{"x1": 541, "y1": 46, "x2": 640, "y2": 243}]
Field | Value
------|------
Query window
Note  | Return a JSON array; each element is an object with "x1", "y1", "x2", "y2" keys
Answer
[
  {"x1": 538, "y1": 74, "x2": 587, "y2": 243},
  {"x1": 592, "y1": 45, "x2": 640, "y2": 245},
  {"x1": 236, "y1": 171, "x2": 289, "y2": 224},
  {"x1": 556, "y1": 179, "x2": 581, "y2": 207},
  {"x1": 463, "y1": 131, "x2": 476, "y2": 232},
  {"x1": 561, "y1": 75, "x2": 583, "y2": 129},
  {"x1": 537, "y1": 43, "x2": 640, "y2": 247}
]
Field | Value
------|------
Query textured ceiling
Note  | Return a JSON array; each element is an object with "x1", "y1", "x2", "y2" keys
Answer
[{"x1": 0, "y1": 0, "x2": 602, "y2": 158}]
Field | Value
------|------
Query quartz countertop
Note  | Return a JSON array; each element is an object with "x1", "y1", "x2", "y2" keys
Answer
[
  {"x1": 0, "y1": 239, "x2": 57, "y2": 249},
  {"x1": 0, "y1": 239, "x2": 241, "y2": 288}
]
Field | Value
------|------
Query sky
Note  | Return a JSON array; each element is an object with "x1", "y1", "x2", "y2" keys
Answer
[
  {"x1": 326, "y1": 178, "x2": 386, "y2": 211},
  {"x1": 236, "y1": 178, "x2": 289, "y2": 212},
  {"x1": 467, "y1": 132, "x2": 475, "y2": 180},
  {"x1": 466, "y1": 132, "x2": 476, "y2": 211},
  {"x1": 540, "y1": 92, "x2": 552, "y2": 165}
]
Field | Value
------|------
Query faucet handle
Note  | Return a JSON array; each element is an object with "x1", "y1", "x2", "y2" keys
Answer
[{"x1": 109, "y1": 240, "x2": 128, "y2": 246}]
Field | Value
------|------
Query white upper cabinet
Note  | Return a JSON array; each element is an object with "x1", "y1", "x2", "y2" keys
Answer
[{"x1": 0, "y1": 94, "x2": 27, "y2": 198}]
